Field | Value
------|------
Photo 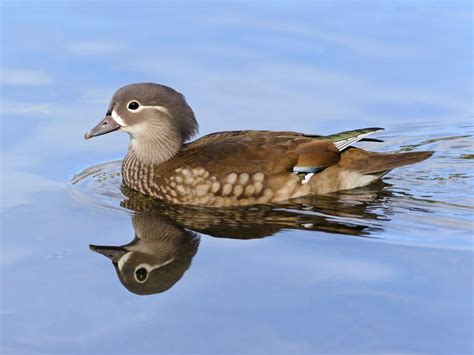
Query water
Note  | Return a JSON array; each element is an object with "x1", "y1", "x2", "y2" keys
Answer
[{"x1": 1, "y1": 2, "x2": 473, "y2": 354}]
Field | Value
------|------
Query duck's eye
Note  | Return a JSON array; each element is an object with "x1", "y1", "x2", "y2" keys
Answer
[
  {"x1": 128, "y1": 101, "x2": 140, "y2": 111},
  {"x1": 135, "y1": 267, "x2": 148, "y2": 282}
]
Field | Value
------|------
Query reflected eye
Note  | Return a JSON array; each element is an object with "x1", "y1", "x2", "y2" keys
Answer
[
  {"x1": 135, "y1": 267, "x2": 148, "y2": 282},
  {"x1": 128, "y1": 101, "x2": 140, "y2": 110}
]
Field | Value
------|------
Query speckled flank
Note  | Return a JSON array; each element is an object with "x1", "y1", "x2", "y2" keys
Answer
[
  {"x1": 122, "y1": 154, "x2": 314, "y2": 206},
  {"x1": 166, "y1": 169, "x2": 278, "y2": 206}
]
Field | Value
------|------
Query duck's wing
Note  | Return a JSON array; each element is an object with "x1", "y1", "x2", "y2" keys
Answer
[
  {"x1": 325, "y1": 127, "x2": 384, "y2": 151},
  {"x1": 165, "y1": 129, "x2": 383, "y2": 176}
]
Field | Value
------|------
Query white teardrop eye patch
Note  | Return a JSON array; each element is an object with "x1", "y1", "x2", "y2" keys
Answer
[{"x1": 127, "y1": 100, "x2": 141, "y2": 111}]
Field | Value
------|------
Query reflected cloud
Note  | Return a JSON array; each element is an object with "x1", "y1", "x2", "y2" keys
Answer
[
  {"x1": 0, "y1": 100, "x2": 54, "y2": 116},
  {"x1": 1, "y1": 245, "x2": 37, "y2": 268},
  {"x1": 1, "y1": 155, "x2": 65, "y2": 208},
  {"x1": 67, "y1": 41, "x2": 124, "y2": 55},
  {"x1": 302, "y1": 258, "x2": 395, "y2": 285},
  {"x1": 89, "y1": 183, "x2": 395, "y2": 295},
  {"x1": 1, "y1": 171, "x2": 64, "y2": 208},
  {"x1": 80, "y1": 88, "x2": 116, "y2": 104},
  {"x1": 0, "y1": 69, "x2": 53, "y2": 86},
  {"x1": 213, "y1": 19, "x2": 414, "y2": 57}
]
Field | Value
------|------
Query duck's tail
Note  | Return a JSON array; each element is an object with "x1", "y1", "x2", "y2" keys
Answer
[
  {"x1": 324, "y1": 127, "x2": 433, "y2": 173},
  {"x1": 357, "y1": 150, "x2": 434, "y2": 175},
  {"x1": 309, "y1": 148, "x2": 434, "y2": 194}
]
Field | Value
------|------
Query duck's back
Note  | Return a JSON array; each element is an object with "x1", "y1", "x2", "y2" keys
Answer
[{"x1": 169, "y1": 130, "x2": 338, "y2": 174}]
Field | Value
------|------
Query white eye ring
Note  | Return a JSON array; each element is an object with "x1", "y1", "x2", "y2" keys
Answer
[
  {"x1": 134, "y1": 267, "x2": 148, "y2": 283},
  {"x1": 133, "y1": 258, "x2": 175, "y2": 283},
  {"x1": 127, "y1": 100, "x2": 141, "y2": 111}
]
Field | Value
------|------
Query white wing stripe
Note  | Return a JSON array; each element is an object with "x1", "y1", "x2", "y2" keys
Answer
[{"x1": 335, "y1": 131, "x2": 379, "y2": 151}]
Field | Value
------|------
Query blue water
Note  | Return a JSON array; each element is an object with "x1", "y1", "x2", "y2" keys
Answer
[{"x1": 1, "y1": 2, "x2": 473, "y2": 354}]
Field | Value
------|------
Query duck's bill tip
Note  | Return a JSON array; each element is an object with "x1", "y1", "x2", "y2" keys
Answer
[
  {"x1": 84, "y1": 115, "x2": 120, "y2": 140},
  {"x1": 89, "y1": 244, "x2": 128, "y2": 262}
]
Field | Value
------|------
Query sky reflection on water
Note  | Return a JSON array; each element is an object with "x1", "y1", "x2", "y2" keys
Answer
[{"x1": 1, "y1": 1, "x2": 473, "y2": 353}]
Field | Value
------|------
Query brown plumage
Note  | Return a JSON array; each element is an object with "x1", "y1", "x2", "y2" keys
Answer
[
  {"x1": 308, "y1": 147, "x2": 433, "y2": 194},
  {"x1": 85, "y1": 83, "x2": 433, "y2": 207}
]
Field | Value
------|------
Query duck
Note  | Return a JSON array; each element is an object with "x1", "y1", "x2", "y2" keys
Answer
[{"x1": 85, "y1": 82, "x2": 433, "y2": 207}]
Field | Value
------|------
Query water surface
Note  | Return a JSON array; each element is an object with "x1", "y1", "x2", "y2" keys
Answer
[{"x1": 1, "y1": 1, "x2": 473, "y2": 354}]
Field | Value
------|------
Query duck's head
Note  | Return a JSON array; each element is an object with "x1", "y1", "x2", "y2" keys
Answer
[
  {"x1": 90, "y1": 215, "x2": 200, "y2": 295},
  {"x1": 85, "y1": 83, "x2": 198, "y2": 163}
]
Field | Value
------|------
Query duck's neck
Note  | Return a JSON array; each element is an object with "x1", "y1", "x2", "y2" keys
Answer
[{"x1": 127, "y1": 125, "x2": 183, "y2": 166}]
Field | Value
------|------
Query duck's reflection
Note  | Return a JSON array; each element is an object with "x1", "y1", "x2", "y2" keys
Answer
[
  {"x1": 90, "y1": 182, "x2": 394, "y2": 295},
  {"x1": 90, "y1": 215, "x2": 199, "y2": 295}
]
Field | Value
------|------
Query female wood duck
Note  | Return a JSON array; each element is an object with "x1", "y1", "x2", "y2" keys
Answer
[{"x1": 85, "y1": 83, "x2": 433, "y2": 207}]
